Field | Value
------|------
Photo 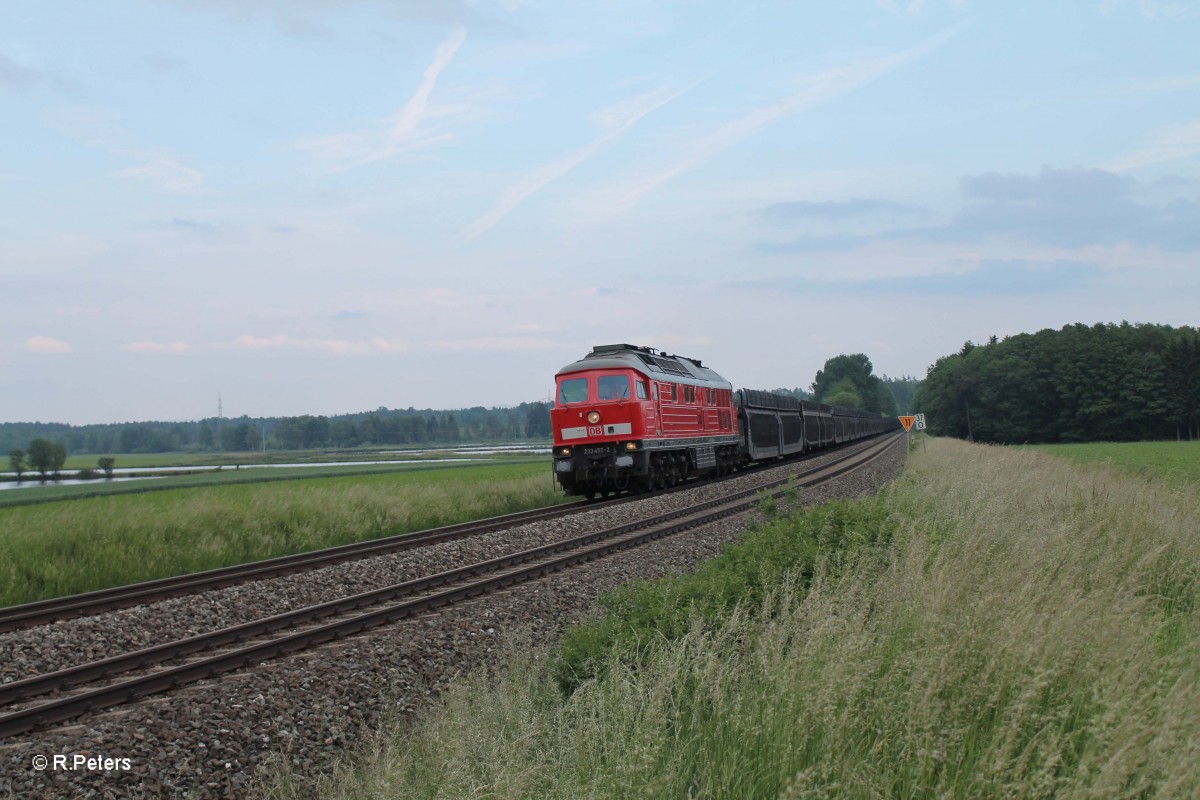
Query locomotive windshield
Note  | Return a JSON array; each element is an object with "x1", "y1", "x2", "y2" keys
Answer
[
  {"x1": 598, "y1": 374, "x2": 631, "y2": 401},
  {"x1": 558, "y1": 378, "x2": 588, "y2": 404}
]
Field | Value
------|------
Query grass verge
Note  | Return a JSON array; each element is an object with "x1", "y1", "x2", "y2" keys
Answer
[
  {"x1": 0, "y1": 462, "x2": 563, "y2": 607},
  {"x1": 283, "y1": 438, "x2": 1200, "y2": 799}
]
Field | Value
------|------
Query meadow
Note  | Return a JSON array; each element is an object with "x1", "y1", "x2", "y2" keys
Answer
[
  {"x1": 1026, "y1": 439, "x2": 1200, "y2": 485},
  {"x1": 281, "y1": 439, "x2": 1200, "y2": 799},
  {"x1": 47, "y1": 445, "x2": 506, "y2": 471},
  {"x1": 0, "y1": 457, "x2": 536, "y2": 510},
  {"x1": 0, "y1": 461, "x2": 563, "y2": 608}
]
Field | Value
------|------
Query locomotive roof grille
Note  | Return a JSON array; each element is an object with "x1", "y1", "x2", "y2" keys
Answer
[
  {"x1": 585, "y1": 344, "x2": 703, "y2": 376},
  {"x1": 636, "y1": 353, "x2": 691, "y2": 376},
  {"x1": 562, "y1": 344, "x2": 729, "y2": 386}
]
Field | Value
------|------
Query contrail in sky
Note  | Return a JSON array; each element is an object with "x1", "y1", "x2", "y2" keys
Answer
[
  {"x1": 465, "y1": 83, "x2": 696, "y2": 238},
  {"x1": 294, "y1": 27, "x2": 466, "y2": 167},
  {"x1": 616, "y1": 24, "x2": 965, "y2": 209},
  {"x1": 379, "y1": 27, "x2": 467, "y2": 159}
]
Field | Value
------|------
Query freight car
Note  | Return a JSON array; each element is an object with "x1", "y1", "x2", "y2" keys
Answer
[{"x1": 551, "y1": 344, "x2": 896, "y2": 499}]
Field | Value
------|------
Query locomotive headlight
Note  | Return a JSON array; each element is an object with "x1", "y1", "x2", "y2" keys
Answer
[
  {"x1": 557, "y1": 446, "x2": 573, "y2": 457},
  {"x1": 625, "y1": 441, "x2": 639, "y2": 451},
  {"x1": 586, "y1": 411, "x2": 601, "y2": 424}
]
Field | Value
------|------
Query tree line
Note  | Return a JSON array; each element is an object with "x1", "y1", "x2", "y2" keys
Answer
[
  {"x1": 0, "y1": 403, "x2": 553, "y2": 456},
  {"x1": 808, "y1": 354, "x2": 919, "y2": 416},
  {"x1": 7, "y1": 439, "x2": 66, "y2": 479},
  {"x1": 913, "y1": 322, "x2": 1200, "y2": 443},
  {"x1": 7, "y1": 440, "x2": 116, "y2": 481},
  {"x1": 1, "y1": 354, "x2": 924, "y2": 459}
]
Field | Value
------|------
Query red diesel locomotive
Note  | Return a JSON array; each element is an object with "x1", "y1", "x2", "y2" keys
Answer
[{"x1": 551, "y1": 343, "x2": 896, "y2": 498}]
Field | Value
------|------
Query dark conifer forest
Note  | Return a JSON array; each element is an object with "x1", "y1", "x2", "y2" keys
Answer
[{"x1": 914, "y1": 323, "x2": 1200, "y2": 443}]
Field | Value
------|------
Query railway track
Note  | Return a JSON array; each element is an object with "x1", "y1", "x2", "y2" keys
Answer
[
  {"x1": 0, "y1": 432, "x2": 900, "y2": 740},
  {"x1": 0, "y1": 435, "x2": 887, "y2": 634},
  {"x1": 0, "y1": 499, "x2": 609, "y2": 634}
]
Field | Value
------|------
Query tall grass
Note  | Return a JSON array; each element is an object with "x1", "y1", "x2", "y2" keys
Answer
[
  {"x1": 290, "y1": 439, "x2": 1200, "y2": 799},
  {"x1": 0, "y1": 464, "x2": 563, "y2": 607}
]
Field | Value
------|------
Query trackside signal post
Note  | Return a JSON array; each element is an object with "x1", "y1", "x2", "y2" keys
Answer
[{"x1": 899, "y1": 413, "x2": 927, "y2": 452}]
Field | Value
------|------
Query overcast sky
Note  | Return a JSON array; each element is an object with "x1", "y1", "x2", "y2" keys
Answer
[{"x1": 3, "y1": 1, "x2": 1198, "y2": 425}]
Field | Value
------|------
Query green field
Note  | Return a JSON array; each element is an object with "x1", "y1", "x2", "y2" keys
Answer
[
  {"x1": 275, "y1": 439, "x2": 1200, "y2": 799},
  {"x1": 1025, "y1": 440, "x2": 1200, "y2": 485},
  {"x1": 0, "y1": 461, "x2": 563, "y2": 608},
  {"x1": 0, "y1": 456, "x2": 541, "y2": 510}
]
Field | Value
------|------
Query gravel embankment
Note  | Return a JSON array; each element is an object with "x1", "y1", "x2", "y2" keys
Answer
[{"x1": 0, "y1": 437, "x2": 904, "y2": 799}]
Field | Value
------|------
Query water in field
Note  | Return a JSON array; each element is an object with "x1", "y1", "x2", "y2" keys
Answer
[
  {"x1": 0, "y1": 476, "x2": 165, "y2": 490},
  {"x1": 0, "y1": 457, "x2": 492, "y2": 490},
  {"x1": 0, "y1": 443, "x2": 552, "y2": 491},
  {"x1": 388, "y1": 445, "x2": 552, "y2": 456}
]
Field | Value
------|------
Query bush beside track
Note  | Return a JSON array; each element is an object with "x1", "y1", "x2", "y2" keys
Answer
[{"x1": 551, "y1": 496, "x2": 894, "y2": 694}]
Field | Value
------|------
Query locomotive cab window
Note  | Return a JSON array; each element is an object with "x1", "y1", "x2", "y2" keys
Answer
[
  {"x1": 598, "y1": 374, "x2": 632, "y2": 401},
  {"x1": 558, "y1": 378, "x2": 588, "y2": 404},
  {"x1": 636, "y1": 381, "x2": 649, "y2": 400}
]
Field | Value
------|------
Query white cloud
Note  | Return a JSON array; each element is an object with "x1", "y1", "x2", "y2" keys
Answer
[
  {"x1": 218, "y1": 332, "x2": 554, "y2": 355},
  {"x1": 115, "y1": 152, "x2": 206, "y2": 192},
  {"x1": 227, "y1": 334, "x2": 411, "y2": 355},
  {"x1": 428, "y1": 336, "x2": 555, "y2": 352},
  {"x1": 24, "y1": 336, "x2": 73, "y2": 354},
  {"x1": 122, "y1": 341, "x2": 197, "y2": 355},
  {"x1": 1098, "y1": 0, "x2": 1200, "y2": 19},
  {"x1": 465, "y1": 84, "x2": 693, "y2": 238},
  {"x1": 43, "y1": 106, "x2": 206, "y2": 193},
  {"x1": 294, "y1": 27, "x2": 467, "y2": 167},
  {"x1": 1106, "y1": 120, "x2": 1200, "y2": 171}
]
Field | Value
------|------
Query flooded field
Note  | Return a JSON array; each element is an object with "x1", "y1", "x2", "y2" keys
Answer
[{"x1": 0, "y1": 444, "x2": 549, "y2": 491}]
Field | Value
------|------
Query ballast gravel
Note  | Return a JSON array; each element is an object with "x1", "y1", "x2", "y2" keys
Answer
[{"x1": 0, "y1": 437, "x2": 905, "y2": 799}]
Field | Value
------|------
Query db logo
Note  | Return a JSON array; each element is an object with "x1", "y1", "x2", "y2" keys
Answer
[{"x1": 587, "y1": 426, "x2": 603, "y2": 436}]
